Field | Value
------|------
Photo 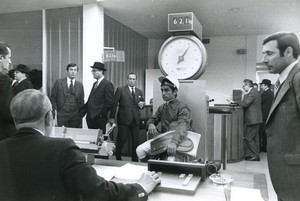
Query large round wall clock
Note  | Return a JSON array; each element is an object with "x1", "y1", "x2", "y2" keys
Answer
[{"x1": 158, "y1": 35, "x2": 207, "y2": 80}]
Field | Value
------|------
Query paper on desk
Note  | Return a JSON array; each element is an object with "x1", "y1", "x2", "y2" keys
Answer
[
  {"x1": 106, "y1": 123, "x2": 116, "y2": 135},
  {"x1": 92, "y1": 165, "x2": 118, "y2": 181},
  {"x1": 114, "y1": 163, "x2": 148, "y2": 180},
  {"x1": 230, "y1": 187, "x2": 264, "y2": 201}
]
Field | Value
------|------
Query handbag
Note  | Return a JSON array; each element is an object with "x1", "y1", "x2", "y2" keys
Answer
[{"x1": 150, "y1": 130, "x2": 194, "y2": 156}]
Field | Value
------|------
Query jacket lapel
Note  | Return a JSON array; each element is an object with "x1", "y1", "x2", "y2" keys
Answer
[
  {"x1": 62, "y1": 78, "x2": 68, "y2": 97},
  {"x1": 266, "y1": 65, "x2": 300, "y2": 123}
]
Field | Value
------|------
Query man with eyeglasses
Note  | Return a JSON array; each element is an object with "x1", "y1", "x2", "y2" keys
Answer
[
  {"x1": 81, "y1": 62, "x2": 114, "y2": 134},
  {"x1": 0, "y1": 89, "x2": 160, "y2": 200},
  {"x1": 0, "y1": 41, "x2": 16, "y2": 140}
]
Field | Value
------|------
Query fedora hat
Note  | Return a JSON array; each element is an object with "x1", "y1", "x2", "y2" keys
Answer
[
  {"x1": 260, "y1": 79, "x2": 271, "y2": 86},
  {"x1": 90, "y1": 62, "x2": 106, "y2": 71},
  {"x1": 16, "y1": 64, "x2": 30, "y2": 74},
  {"x1": 159, "y1": 75, "x2": 180, "y2": 90}
]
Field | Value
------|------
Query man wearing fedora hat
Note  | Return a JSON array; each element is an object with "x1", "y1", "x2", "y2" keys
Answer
[
  {"x1": 136, "y1": 75, "x2": 192, "y2": 162},
  {"x1": 81, "y1": 62, "x2": 114, "y2": 133},
  {"x1": 12, "y1": 64, "x2": 33, "y2": 96},
  {"x1": 0, "y1": 41, "x2": 16, "y2": 140},
  {"x1": 259, "y1": 79, "x2": 274, "y2": 152}
]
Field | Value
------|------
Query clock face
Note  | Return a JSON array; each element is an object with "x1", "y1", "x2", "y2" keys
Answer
[{"x1": 158, "y1": 35, "x2": 207, "y2": 80}]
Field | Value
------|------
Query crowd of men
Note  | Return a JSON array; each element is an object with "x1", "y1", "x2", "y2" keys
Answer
[{"x1": 1, "y1": 31, "x2": 300, "y2": 201}]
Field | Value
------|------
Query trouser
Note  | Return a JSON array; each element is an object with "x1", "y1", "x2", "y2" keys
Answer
[
  {"x1": 244, "y1": 123, "x2": 260, "y2": 158},
  {"x1": 86, "y1": 114, "x2": 107, "y2": 134},
  {"x1": 259, "y1": 121, "x2": 267, "y2": 152},
  {"x1": 57, "y1": 111, "x2": 82, "y2": 128},
  {"x1": 116, "y1": 120, "x2": 140, "y2": 162}
]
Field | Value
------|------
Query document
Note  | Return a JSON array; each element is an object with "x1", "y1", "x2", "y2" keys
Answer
[
  {"x1": 114, "y1": 163, "x2": 148, "y2": 180},
  {"x1": 230, "y1": 187, "x2": 264, "y2": 201}
]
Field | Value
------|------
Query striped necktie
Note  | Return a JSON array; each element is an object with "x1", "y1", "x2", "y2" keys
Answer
[{"x1": 274, "y1": 79, "x2": 280, "y2": 96}]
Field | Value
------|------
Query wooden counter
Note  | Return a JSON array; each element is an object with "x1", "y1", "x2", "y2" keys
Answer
[{"x1": 208, "y1": 105, "x2": 244, "y2": 162}]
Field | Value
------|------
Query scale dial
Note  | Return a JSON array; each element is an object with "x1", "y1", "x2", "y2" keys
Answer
[{"x1": 158, "y1": 35, "x2": 207, "y2": 80}]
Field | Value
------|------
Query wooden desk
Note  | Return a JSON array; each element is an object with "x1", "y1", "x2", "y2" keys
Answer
[{"x1": 94, "y1": 159, "x2": 268, "y2": 201}]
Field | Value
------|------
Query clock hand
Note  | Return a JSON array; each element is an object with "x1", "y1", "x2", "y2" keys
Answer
[{"x1": 177, "y1": 46, "x2": 190, "y2": 64}]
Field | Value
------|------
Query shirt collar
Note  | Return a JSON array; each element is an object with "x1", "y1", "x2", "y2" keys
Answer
[
  {"x1": 32, "y1": 128, "x2": 45, "y2": 136},
  {"x1": 67, "y1": 77, "x2": 75, "y2": 85},
  {"x1": 97, "y1": 76, "x2": 104, "y2": 84},
  {"x1": 128, "y1": 85, "x2": 135, "y2": 91},
  {"x1": 278, "y1": 60, "x2": 299, "y2": 84}
]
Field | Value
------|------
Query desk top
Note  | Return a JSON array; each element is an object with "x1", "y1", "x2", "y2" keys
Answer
[{"x1": 94, "y1": 159, "x2": 268, "y2": 201}]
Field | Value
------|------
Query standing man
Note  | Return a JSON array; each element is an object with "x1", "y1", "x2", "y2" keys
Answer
[
  {"x1": 12, "y1": 64, "x2": 33, "y2": 96},
  {"x1": 109, "y1": 73, "x2": 145, "y2": 161},
  {"x1": 50, "y1": 63, "x2": 84, "y2": 128},
  {"x1": 81, "y1": 62, "x2": 114, "y2": 133},
  {"x1": 240, "y1": 79, "x2": 262, "y2": 161},
  {"x1": 0, "y1": 89, "x2": 160, "y2": 201},
  {"x1": 259, "y1": 79, "x2": 274, "y2": 152},
  {"x1": 136, "y1": 75, "x2": 192, "y2": 162},
  {"x1": 0, "y1": 42, "x2": 16, "y2": 140},
  {"x1": 262, "y1": 32, "x2": 300, "y2": 201}
]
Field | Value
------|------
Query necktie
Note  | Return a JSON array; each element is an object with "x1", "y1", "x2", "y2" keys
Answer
[
  {"x1": 131, "y1": 87, "x2": 135, "y2": 101},
  {"x1": 94, "y1": 80, "x2": 99, "y2": 89},
  {"x1": 69, "y1": 79, "x2": 74, "y2": 94},
  {"x1": 274, "y1": 79, "x2": 280, "y2": 96}
]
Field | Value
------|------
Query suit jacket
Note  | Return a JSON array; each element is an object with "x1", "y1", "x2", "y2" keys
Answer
[
  {"x1": 0, "y1": 73, "x2": 15, "y2": 140},
  {"x1": 240, "y1": 88, "x2": 262, "y2": 125},
  {"x1": 110, "y1": 85, "x2": 144, "y2": 126},
  {"x1": 265, "y1": 64, "x2": 300, "y2": 200},
  {"x1": 260, "y1": 88, "x2": 274, "y2": 121},
  {"x1": 50, "y1": 78, "x2": 84, "y2": 112},
  {"x1": 82, "y1": 78, "x2": 114, "y2": 119},
  {"x1": 12, "y1": 78, "x2": 33, "y2": 96},
  {"x1": 0, "y1": 128, "x2": 148, "y2": 201}
]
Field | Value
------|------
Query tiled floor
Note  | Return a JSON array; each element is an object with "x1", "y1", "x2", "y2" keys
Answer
[{"x1": 118, "y1": 152, "x2": 277, "y2": 201}]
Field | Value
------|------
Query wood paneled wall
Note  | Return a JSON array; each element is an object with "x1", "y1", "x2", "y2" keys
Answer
[
  {"x1": 46, "y1": 8, "x2": 148, "y2": 95},
  {"x1": 104, "y1": 15, "x2": 148, "y2": 91},
  {"x1": 46, "y1": 7, "x2": 83, "y2": 95}
]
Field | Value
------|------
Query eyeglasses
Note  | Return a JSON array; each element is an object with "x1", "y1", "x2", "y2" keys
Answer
[{"x1": 91, "y1": 69, "x2": 99, "y2": 72}]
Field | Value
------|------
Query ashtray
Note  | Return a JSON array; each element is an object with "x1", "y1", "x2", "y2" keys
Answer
[{"x1": 209, "y1": 173, "x2": 233, "y2": 185}]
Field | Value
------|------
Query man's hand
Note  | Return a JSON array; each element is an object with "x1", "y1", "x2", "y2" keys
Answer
[
  {"x1": 138, "y1": 171, "x2": 161, "y2": 194},
  {"x1": 167, "y1": 142, "x2": 177, "y2": 156},
  {"x1": 148, "y1": 123, "x2": 158, "y2": 138}
]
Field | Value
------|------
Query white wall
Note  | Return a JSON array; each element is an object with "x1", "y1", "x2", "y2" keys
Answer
[{"x1": 146, "y1": 35, "x2": 258, "y2": 105}]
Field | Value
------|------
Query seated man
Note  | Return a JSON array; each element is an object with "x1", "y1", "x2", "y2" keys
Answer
[
  {"x1": 0, "y1": 89, "x2": 160, "y2": 201},
  {"x1": 136, "y1": 75, "x2": 192, "y2": 162}
]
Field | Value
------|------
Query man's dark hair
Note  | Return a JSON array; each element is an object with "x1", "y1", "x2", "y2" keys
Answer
[
  {"x1": 127, "y1": 72, "x2": 137, "y2": 79},
  {"x1": 243, "y1": 79, "x2": 254, "y2": 87},
  {"x1": 66, "y1": 63, "x2": 78, "y2": 71},
  {"x1": 263, "y1": 32, "x2": 300, "y2": 59}
]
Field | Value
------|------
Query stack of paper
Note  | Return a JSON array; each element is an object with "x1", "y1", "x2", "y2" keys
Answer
[{"x1": 230, "y1": 187, "x2": 264, "y2": 201}]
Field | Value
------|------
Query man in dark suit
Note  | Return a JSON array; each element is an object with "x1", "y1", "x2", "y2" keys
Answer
[
  {"x1": 12, "y1": 64, "x2": 33, "y2": 96},
  {"x1": 0, "y1": 89, "x2": 160, "y2": 201},
  {"x1": 50, "y1": 63, "x2": 84, "y2": 128},
  {"x1": 81, "y1": 62, "x2": 114, "y2": 133},
  {"x1": 259, "y1": 79, "x2": 274, "y2": 152},
  {"x1": 240, "y1": 79, "x2": 262, "y2": 161},
  {"x1": 0, "y1": 42, "x2": 16, "y2": 140},
  {"x1": 262, "y1": 32, "x2": 300, "y2": 201},
  {"x1": 109, "y1": 73, "x2": 145, "y2": 161}
]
